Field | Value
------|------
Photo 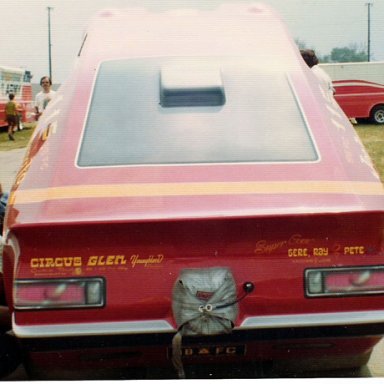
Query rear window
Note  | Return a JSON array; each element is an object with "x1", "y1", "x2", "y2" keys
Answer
[{"x1": 77, "y1": 57, "x2": 318, "y2": 167}]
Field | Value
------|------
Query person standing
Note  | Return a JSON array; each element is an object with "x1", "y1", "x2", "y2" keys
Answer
[
  {"x1": 300, "y1": 49, "x2": 335, "y2": 101},
  {"x1": 5, "y1": 93, "x2": 18, "y2": 141},
  {"x1": 34, "y1": 76, "x2": 56, "y2": 120}
]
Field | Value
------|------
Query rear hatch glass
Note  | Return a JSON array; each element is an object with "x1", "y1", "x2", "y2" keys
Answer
[{"x1": 78, "y1": 57, "x2": 318, "y2": 167}]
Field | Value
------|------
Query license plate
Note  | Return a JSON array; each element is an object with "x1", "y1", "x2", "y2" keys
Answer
[{"x1": 169, "y1": 345, "x2": 246, "y2": 358}]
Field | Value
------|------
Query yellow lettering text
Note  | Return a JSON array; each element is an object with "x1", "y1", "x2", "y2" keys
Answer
[
  {"x1": 313, "y1": 247, "x2": 329, "y2": 257},
  {"x1": 45, "y1": 258, "x2": 55, "y2": 267},
  {"x1": 288, "y1": 248, "x2": 308, "y2": 257},
  {"x1": 87, "y1": 256, "x2": 98, "y2": 266},
  {"x1": 87, "y1": 255, "x2": 128, "y2": 266},
  {"x1": 30, "y1": 257, "x2": 83, "y2": 269},
  {"x1": 115, "y1": 255, "x2": 127, "y2": 265},
  {"x1": 74, "y1": 257, "x2": 82, "y2": 267},
  {"x1": 344, "y1": 246, "x2": 365, "y2": 255}
]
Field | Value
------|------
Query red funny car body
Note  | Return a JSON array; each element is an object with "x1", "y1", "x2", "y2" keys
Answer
[{"x1": 1, "y1": 3, "x2": 384, "y2": 379}]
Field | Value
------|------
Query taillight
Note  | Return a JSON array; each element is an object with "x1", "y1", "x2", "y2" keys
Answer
[
  {"x1": 305, "y1": 266, "x2": 384, "y2": 297},
  {"x1": 14, "y1": 278, "x2": 105, "y2": 310}
]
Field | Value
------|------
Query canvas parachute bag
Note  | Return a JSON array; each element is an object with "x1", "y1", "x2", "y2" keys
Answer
[{"x1": 171, "y1": 267, "x2": 239, "y2": 379}]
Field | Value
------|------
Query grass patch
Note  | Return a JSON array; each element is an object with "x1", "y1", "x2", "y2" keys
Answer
[
  {"x1": 0, "y1": 123, "x2": 36, "y2": 151},
  {"x1": 355, "y1": 123, "x2": 384, "y2": 183}
]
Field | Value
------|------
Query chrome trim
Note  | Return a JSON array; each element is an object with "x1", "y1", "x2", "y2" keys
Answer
[
  {"x1": 13, "y1": 310, "x2": 384, "y2": 338},
  {"x1": 13, "y1": 316, "x2": 174, "y2": 338},
  {"x1": 239, "y1": 310, "x2": 384, "y2": 329}
]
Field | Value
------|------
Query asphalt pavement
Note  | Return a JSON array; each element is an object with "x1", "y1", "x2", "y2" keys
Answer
[
  {"x1": 0, "y1": 147, "x2": 383, "y2": 378},
  {"x1": 0, "y1": 148, "x2": 26, "y2": 192}
]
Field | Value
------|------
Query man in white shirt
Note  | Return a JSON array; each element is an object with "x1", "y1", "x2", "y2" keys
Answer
[{"x1": 35, "y1": 76, "x2": 56, "y2": 120}]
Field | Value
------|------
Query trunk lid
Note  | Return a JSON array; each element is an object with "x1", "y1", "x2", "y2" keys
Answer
[{"x1": 8, "y1": 211, "x2": 383, "y2": 330}]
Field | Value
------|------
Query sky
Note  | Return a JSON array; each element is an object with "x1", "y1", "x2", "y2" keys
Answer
[{"x1": 1, "y1": 0, "x2": 383, "y2": 84}]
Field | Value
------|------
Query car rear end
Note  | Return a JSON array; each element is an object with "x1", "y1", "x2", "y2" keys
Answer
[
  {"x1": 2, "y1": 4, "x2": 384, "y2": 379},
  {"x1": 2, "y1": 205, "x2": 383, "y2": 378}
]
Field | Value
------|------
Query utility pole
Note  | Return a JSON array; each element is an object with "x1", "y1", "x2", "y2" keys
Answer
[
  {"x1": 366, "y1": 2, "x2": 373, "y2": 62},
  {"x1": 47, "y1": 6, "x2": 53, "y2": 80}
]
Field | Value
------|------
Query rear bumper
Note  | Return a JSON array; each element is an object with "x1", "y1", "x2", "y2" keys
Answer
[
  {"x1": 16, "y1": 317, "x2": 384, "y2": 378},
  {"x1": 18, "y1": 321, "x2": 384, "y2": 352},
  {"x1": 13, "y1": 310, "x2": 384, "y2": 338},
  {"x1": 13, "y1": 310, "x2": 384, "y2": 373}
]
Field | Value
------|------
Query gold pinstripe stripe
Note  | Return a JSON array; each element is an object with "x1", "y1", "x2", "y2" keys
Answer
[{"x1": 9, "y1": 180, "x2": 384, "y2": 205}]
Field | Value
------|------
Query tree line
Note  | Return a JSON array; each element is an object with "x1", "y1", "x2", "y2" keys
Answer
[{"x1": 296, "y1": 40, "x2": 369, "y2": 62}]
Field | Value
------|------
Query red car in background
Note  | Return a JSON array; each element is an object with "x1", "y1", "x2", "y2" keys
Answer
[
  {"x1": 320, "y1": 61, "x2": 384, "y2": 124},
  {"x1": 1, "y1": 3, "x2": 384, "y2": 379}
]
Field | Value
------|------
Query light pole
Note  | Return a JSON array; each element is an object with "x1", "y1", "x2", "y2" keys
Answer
[
  {"x1": 366, "y1": 2, "x2": 373, "y2": 62},
  {"x1": 47, "y1": 6, "x2": 53, "y2": 80}
]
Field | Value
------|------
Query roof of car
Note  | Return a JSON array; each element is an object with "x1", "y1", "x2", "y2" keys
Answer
[{"x1": 79, "y1": 3, "x2": 297, "y2": 63}]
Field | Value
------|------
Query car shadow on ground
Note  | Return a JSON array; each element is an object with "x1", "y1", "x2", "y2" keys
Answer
[{"x1": 3, "y1": 361, "x2": 373, "y2": 380}]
